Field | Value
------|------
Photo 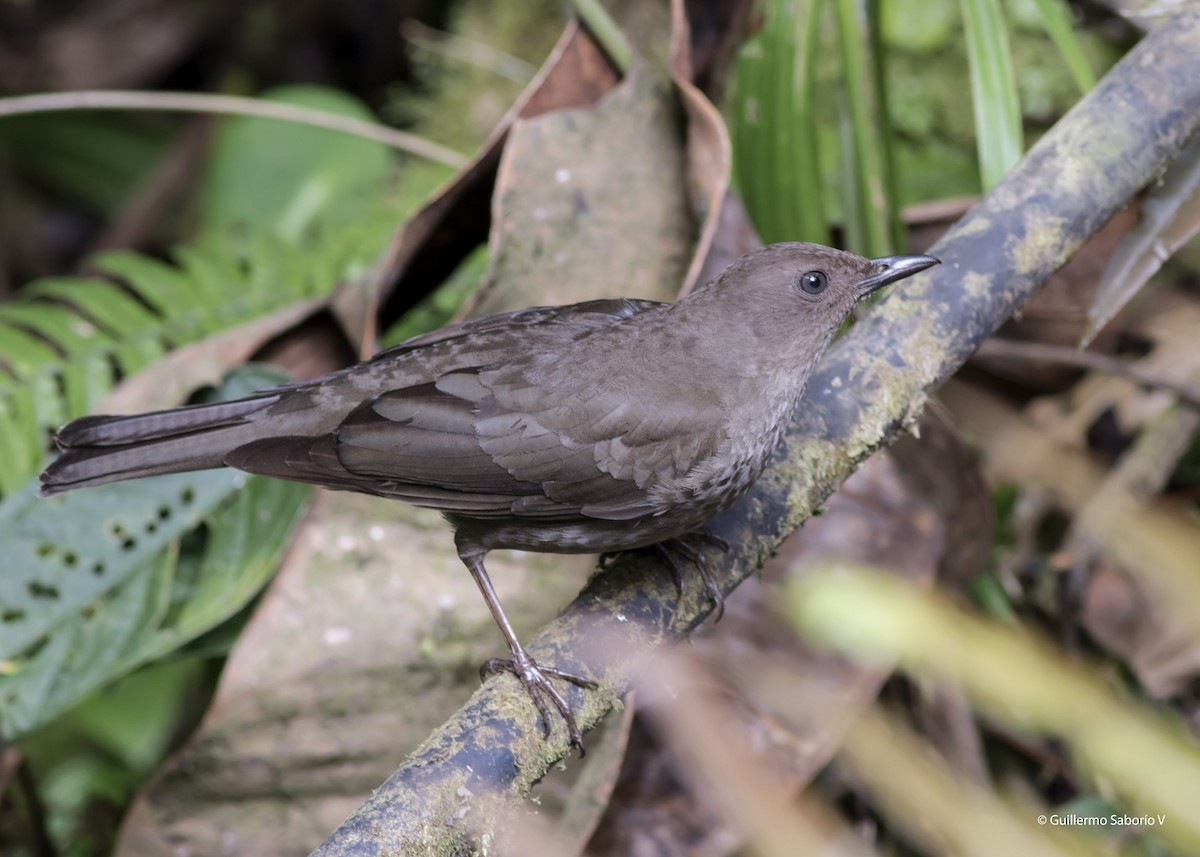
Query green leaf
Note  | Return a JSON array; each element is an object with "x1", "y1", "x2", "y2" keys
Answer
[
  {"x1": 881, "y1": 0, "x2": 959, "y2": 52},
  {"x1": 833, "y1": 0, "x2": 899, "y2": 256},
  {"x1": 0, "y1": 369, "x2": 311, "y2": 740},
  {"x1": 89, "y1": 251, "x2": 199, "y2": 331},
  {"x1": 0, "y1": 198, "x2": 405, "y2": 495},
  {"x1": 201, "y1": 84, "x2": 394, "y2": 239},
  {"x1": 0, "y1": 548, "x2": 177, "y2": 741},
  {"x1": 1027, "y1": 0, "x2": 1096, "y2": 93},
  {"x1": 0, "y1": 471, "x2": 244, "y2": 664},
  {"x1": 144, "y1": 474, "x2": 308, "y2": 662},
  {"x1": 24, "y1": 278, "x2": 167, "y2": 374},
  {"x1": 0, "y1": 113, "x2": 173, "y2": 215},
  {"x1": 969, "y1": 574, "x2": 1018, "y2": 623},
  {"x1": 0, "y1": 321, "x2": 60, "y2": 376},
  {"x1": 960, "y1": 0, "x2": 1024, "y2": 188},
  {"x1": 732, "y1": 0, "x2": 830, "y2": 245}
]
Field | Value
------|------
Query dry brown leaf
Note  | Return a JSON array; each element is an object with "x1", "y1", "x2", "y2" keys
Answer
[
  {"x1": 117, "y1": 492, "x2": 595, "y2": 856},
  {"x1": 465, "y1": 58, "x2": 693, "y2": 315},
  {"x1": 669, "y1": 0, "x2": 733, "y2": 298},
  {"x1": 621, "y1": 654, "x2": 881, "y2": 857},
  {"x1": 891, "y1": 409, "x2": 994, "y2": 590},
  {"x1": 1083, "y1": 135, "x2": 1200, "y2": 347},
  {"x1": 1067, "y1": 293, "x2": 1200, "y2": 696},
  {"x1": 365, "y1": 21, "x2": 621, "y2": 344},
  {"x1": 674, "y1": 0, "x2": 757, "y2": 103},
  {"x1": 1081, "y1": 564, "x2": 1200, "y2": 698},
  {"x1": 1002, "y1": 287, "x2": 1200, "y2": 684}
]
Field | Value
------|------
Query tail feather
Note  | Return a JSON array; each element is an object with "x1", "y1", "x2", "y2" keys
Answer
[
  {"x1": 40, "y1": 395, "x2": 280, "y2": 496},
  {"x1": 56, "y1": 396, "x2": 279, "y2": 447}
]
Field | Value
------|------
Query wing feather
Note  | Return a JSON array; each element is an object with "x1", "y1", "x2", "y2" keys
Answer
[
  {"x1": 473, "y1": 345, "x2": 727, "y2": 520},
  {"x1": 224, "y1": 297, "x2": 723, "y2": 525}
]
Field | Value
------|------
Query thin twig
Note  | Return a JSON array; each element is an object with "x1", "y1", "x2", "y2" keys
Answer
[
  {"x1": 975, "y1": 338, "x2": 1200, "y2": 408},
  {"x1": 0, "y1": 91, "x2": 469, "y2": 168}
]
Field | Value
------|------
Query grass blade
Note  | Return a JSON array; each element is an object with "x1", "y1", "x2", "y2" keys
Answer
[
  {"x1": 960, "y1": 0, "x2": 1023, "y2": 188},
  {"x1": 1029, "y1": 0, "x2": 1096, "y2": 93},
  {"x1": 833, "y1": 0, "x2": 897, "y2": 256},
  {"x1": 732, "y1": 0, "x2": 829, "y2": 244}
]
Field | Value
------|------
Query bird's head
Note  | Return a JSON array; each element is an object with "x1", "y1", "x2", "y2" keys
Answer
[{"x1": 695, "y1": 242, "x2": 938, "y2": 370}]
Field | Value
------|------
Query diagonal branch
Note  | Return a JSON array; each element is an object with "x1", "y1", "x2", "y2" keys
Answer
[{"x1": 312, "y1": 13, "x2": 1200, "y2": 856}]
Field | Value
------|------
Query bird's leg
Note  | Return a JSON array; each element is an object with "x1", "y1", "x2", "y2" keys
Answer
[
  {"x1": 458, "y1": 549, "x2": 597, "y2": 752},
  {"x1": 652, "y1": 533, "x2": 730, "y2": 623}
]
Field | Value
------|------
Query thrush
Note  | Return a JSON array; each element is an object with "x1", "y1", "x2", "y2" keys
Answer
[{"x1": 40, "y1": 243, "x2": 937, "y2": 747}]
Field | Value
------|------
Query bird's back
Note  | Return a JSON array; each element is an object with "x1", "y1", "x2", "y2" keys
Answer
[
  {"x1": 232, "y1": 297, "x2": 744, "y2": 536},
  {"x1": 42, "y1": 298, "x2": 666, "y2": 498}
]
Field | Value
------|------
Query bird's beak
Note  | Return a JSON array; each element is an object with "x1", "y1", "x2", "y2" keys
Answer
[{"x1": 856, "y1": 254, "x2": 940, "y2": 296}]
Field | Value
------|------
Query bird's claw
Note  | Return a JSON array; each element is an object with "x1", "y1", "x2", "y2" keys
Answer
[
  {"x1": 653, "y1": 533, "x2": 729, "y2": 622},
  {"x1": 597, "y1": 533, "x2": 729, "y2": 621},
  {"x1": 482, "y1": 651, "x2": 597, "y2": 754}
]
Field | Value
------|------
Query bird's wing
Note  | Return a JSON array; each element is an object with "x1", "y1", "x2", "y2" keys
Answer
[
  {"x1": 473, "y1": 358, "x2": 725, "y2": 521},
  {"x1": 227, "y1": 297, "x2": 686, "y2": 520},
  {"x1": 259, "y1": 298, "x2": 664, "y2": 394},
  {"x1": 318, "y1": 360, "x2": 724, "y2": 522},
  {"x1": 370, "y1": 298, "x2": 661, "y2": 359}
]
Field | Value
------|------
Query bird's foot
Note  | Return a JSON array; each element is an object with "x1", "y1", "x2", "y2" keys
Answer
[
  {"x1": 653, "y1": 533, "x2": 730, "y2": 622},
  {"x1": 598, "y1": 534, "x2": 730, "y2": 621},
  {"x1": 481, "y1": 649, "x2": 597, "y2": 754}
]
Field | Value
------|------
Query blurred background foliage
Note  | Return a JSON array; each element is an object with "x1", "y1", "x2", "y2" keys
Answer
[{"x1": 0, "y1": 0, "x2": 1197, "y2": 855}]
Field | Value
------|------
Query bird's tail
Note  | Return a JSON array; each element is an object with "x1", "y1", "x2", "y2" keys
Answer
[{"x1": 39, "y1": 394, "x2": 281, "y2": 496}]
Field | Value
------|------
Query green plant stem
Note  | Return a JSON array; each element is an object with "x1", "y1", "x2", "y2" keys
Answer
[
  {"x1": 960, "y1": 0, "x2": 1023, "y2": 188},
  {"x1": 0, "y1": 91, "x2": 468, "y2": 168},
  {"x1": 567, "y1": 0, "x2": 632, "y2": 73},
  {"x1": 833, "y1": 0, "x2": 894, "y2": 257},
  {"x1": 1030, "y1": 0, "x2": 1096, "y2": 93},
  {"x1": 732, "y1": 0, "x2": 829, "y2": 245}
]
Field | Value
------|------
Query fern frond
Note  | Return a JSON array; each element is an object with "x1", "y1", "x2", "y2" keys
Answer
[{"x1": 0, "y1": 200, "x2": 405, "y2": 497}]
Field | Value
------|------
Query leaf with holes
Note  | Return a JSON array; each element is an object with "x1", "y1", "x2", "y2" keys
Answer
[
  {"x1": 0, "y1": 547, "x2": 176, "y2": 739},
  {"x1": 139, "y1": 474, "x2": 309, "y2": 664},
  {"x1": 0, "y1": 475, "x2": 309, "y2": 739},
  {"x1": 0, "y1": 367, "x2": 311, "y2": 739},
  {"x1": 0, "y1": 471, "x2": 243, "y2": 664}
]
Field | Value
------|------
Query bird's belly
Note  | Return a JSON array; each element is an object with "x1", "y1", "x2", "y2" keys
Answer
[
  {"x1": 450, "y1": 422, "x2": 782, "y2": 556},
  {"x1": 452, "y1": 503, "x2": 723, "y2": 555}
]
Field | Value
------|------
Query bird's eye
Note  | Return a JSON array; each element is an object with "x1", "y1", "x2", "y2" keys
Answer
[{"x1": 798, "y1": 270, "x2": 828, "y2": 296}]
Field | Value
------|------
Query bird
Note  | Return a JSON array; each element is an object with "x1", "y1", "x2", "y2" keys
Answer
[{"x1": 40, "y1": 242, "x2": 938, "y2": 748}]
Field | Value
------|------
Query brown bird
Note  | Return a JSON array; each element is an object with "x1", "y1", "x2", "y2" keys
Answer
[{"x1": 40, "y1": 243, "x2": 937, "y2": 747}]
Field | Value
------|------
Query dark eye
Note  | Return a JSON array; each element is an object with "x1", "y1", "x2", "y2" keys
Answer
[{"x1": 798, "y1": 270, "x2": 828, "y2": 296}]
